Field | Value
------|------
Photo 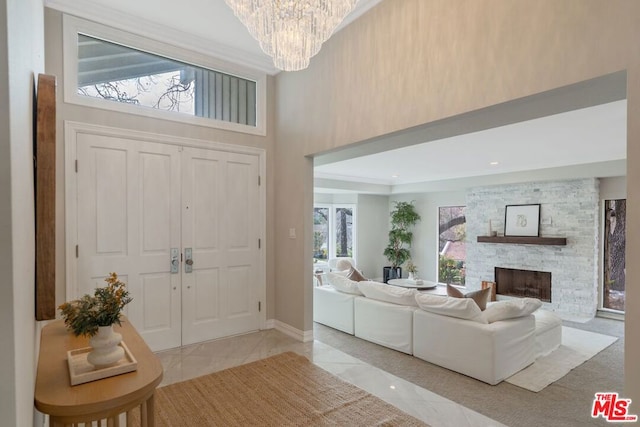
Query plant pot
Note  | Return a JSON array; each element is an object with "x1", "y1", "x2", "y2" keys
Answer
[
  {"x1": 383, "y1": 266, "x2": 402, "y2": 283},
  {"x1": 87, "y1": 325, "x2": 125, "y2": 369}
]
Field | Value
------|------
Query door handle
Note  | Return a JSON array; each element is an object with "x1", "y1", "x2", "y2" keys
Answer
[
  {"x1": 170, "y1": 248, "x2": 179, "y2": 274},
  {"x1": 185, "y1": 248, "x2": 193, "y2": 273}
]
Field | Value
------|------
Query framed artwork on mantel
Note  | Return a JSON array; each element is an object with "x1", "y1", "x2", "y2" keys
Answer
[{"x1": 504, "y1": 204, "x2": 540, "y2": 237}]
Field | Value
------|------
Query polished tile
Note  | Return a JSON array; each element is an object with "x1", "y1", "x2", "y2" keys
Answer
[{"x1": 155, "y1": 329, "x2": 506, "y2": 427}]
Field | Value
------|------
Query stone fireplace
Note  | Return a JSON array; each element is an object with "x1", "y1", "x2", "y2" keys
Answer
[
  {"x1": 495, "y1": 267, "x2": 552, "y2": 302},
  {"x1": 465, "y1": 178, "x2": 600, "y2": 321}
]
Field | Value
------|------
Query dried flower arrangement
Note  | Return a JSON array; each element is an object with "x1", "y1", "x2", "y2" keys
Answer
[{"x1": 58, "y1": 272, "x2": 132, "y2": 337}]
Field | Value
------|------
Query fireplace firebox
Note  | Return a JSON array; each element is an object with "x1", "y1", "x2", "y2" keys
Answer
[{"x1": 494, "y1": 267, "x2": 551, "y2": 302}]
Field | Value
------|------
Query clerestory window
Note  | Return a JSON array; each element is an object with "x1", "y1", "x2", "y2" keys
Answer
[
  {"x1": 77, "y1": 34, "x2": 257, "y2": 126},
  {"x1": 63, "y1": 16, "x2": 266, "y2": 135}
]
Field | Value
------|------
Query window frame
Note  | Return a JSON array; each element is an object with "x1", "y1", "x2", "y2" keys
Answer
[
  {"x1": 63, "y1": 15, "x2": 267, "y2": 136},
  {"x1": 314, "y1": 203, "x2": 357, "y2": 262},
  {"x1": 600, "y1": 198, "x2": 626, "y2": 314},
  {"x1": 437, "y1": 205, "x2": 467, "y2": 285}
]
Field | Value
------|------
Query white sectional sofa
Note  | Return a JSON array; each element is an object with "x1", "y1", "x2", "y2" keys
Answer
[
  {"x1": 312, "y1": 274, "x2": 562, "y2": 385},
  {"x1": 412, "y1": 308, "x2": 536, "y2": 384},
  {"x1": 354, "y1": 297, "x2": 416, "y2": 354},
  {"x1": 313, "y1": 285, "x2": 356, "y2": 334}
]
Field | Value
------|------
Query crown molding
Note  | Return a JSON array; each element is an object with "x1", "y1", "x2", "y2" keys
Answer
[{"x1": 44, "y1": 0, "x2": 279, "y2": 75}]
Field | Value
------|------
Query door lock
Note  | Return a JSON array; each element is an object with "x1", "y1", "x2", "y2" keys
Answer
[
  {"x1": 170, "y1": 248, "x2": 179, "y2": 274},
  {"x1": 185, "y1": 248, "x2": 193, "y2": 273}
]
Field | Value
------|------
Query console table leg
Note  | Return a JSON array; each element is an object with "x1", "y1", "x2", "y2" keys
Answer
[
  {"x1": 146, "y1": 394, "x2": 155, "y2": 427},
  {"x1": 139, "y1": 400, "x2": 148, "y2": 427}
]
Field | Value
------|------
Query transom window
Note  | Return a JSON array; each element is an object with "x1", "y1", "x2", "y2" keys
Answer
[
  {"x1": 63, "y1": 15, "x2": 266, "y2": 135},
  {"x1": 77, "y1": 34, "x2": 257, "y2": 126}
]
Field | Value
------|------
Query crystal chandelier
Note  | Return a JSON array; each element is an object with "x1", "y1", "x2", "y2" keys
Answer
[{"x1": 224, "y1": 0, "x2": 359, "y2": 71}]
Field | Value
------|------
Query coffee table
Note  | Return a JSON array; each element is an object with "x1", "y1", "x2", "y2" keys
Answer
[
  {"x1": 387, "y1": 279, "x2": 448, "y2": 295},
  {"x1": 388, "y1": 279, "x2": 436, "y2": 289}
]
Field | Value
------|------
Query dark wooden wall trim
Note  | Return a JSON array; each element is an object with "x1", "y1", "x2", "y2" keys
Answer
[{"x1": 35, "y1": 74, "x2": 56, "y2": 320}]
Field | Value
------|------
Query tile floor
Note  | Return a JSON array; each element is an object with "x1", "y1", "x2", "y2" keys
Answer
[{"x1": 156, "y1": 328, "x2": 506, "y2": 427}]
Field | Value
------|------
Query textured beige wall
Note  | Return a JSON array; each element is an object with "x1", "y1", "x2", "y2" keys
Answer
[
  {"x1": 275, "y1": 0, "x2": 640, "y2": 404},
  {"x1": 1, "y1": 0, "x2": 45, "y2": 424},
  {"x1": 44, "y1": 8, "x2": 277, "y2": 319}
]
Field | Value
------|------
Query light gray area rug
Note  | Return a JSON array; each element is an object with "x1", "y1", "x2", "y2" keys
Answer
[{"x1": 505, "y1": 326, "x2": 618, "y2": 392}]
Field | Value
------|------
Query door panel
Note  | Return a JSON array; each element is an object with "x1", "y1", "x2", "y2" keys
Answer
[
  {"x1": 76, "y1": 134, "x2": 182, "y2": 351},
  {"x1": 75, "y1": 132, "x2": 261, "y2": 351},
  {"x1": 181, "y1": 148, "x2": 260, "y2": 345}
]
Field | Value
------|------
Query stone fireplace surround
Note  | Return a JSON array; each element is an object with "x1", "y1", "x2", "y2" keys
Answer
[{"x1": 465, "y1": 178, "x2": 600, "y2": 321}]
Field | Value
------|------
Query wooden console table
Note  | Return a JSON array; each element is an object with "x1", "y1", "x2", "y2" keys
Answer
[{"x1": 35, "y1": 317, "x2": 163, "y2": 426}]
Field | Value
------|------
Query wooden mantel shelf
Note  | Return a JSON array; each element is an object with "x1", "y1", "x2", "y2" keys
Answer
[{"x1": 477, "y1": 236, "x2": 567, "y2": 246}]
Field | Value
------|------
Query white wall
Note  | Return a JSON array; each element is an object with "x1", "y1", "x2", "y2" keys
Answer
[
  {"x1": 600, "y1": 176, "x2": 627, "y2": 199},
  {"x1": 356, "y1": 194, "x2": 389, "y2": 279},
  {"x1": 390, "y1": 191, "x2": 466, "y2": 282},
  {"x1": 1, "y1": 0, "x2": 45, "y2": 425}
]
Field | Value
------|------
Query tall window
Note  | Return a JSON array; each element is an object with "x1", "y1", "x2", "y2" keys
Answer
[
  {"x1": 603, "y1": 199, "x2": 626, "y2": 312},
  {"x1": 438, "y1": 206, "x2": 466, "y2": 285},
  {"x1": 313, "y1": 205, "x2": 355, "y2": 262}
]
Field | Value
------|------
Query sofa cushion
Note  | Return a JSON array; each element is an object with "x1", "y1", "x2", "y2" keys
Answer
[
  {"x1": 346, "y1": 267, "x2": 367, "y2": 282},
  {"x1": 446, "y1": 284, "x2": 491, "y2": 311},
  {"x1": 326, "y1": 273, "x2": 363, "y2": 295},
  {"x1": 415, "y1": 293, "x2": 488, "y2": 324},
  {"x1": 483, "y1": 298, "x2": 542, "y2": 323},
  {"x1": 357, "y1": 281, "x2": 418, "y2": 306}
]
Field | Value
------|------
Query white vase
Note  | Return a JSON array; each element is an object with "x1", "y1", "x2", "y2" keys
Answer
[
  {"x1": 408, "y1": 272, "x2": 415, "y2": 281},
  {"x1": 87, "y1": 325, "x2": 124, "y2": 369}
]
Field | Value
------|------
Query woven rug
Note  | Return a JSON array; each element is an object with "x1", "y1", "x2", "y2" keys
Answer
[
  {"x1": 133, "y1": 351, "x2": 427, "y2": 426},
  {"x1": 505, "y1": 326, "x2": 618, "y2": 392}
]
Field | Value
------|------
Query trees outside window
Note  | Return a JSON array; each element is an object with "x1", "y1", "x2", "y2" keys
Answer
[
  {"x1": 313, "y1": 204, "x2": 355, "y2": 263},
  {"x1": 438, "y1": 206, "x2": 466, "y2": 285},
  {"x1": 603, "y1": 199, "x2": 626, "y2": 312}
]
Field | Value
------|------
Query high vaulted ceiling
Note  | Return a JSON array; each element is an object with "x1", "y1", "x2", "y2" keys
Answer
[
  {"x1": 45, "y1": 0, "x2": 384, "y2": 74},
  {"x1": 45, "y1": 0, "x2": 627, "y2": 196}
]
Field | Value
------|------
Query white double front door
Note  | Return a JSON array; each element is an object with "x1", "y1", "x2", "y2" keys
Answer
[{"x1": 73, "y1": 131, "x2": 262, "y2": 351}]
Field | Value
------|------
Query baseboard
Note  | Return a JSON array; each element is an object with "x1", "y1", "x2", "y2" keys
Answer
[
  {"x1": 263, "y1": 319, "x2": 276, "y2": 329},
  {"x1": 272, "y1": 319, "x2": 314, "y2": 342}
]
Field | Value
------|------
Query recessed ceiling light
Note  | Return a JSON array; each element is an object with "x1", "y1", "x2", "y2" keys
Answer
[
  {"x1": 490, "y1": 161, "x2": 499, "y2": 166},
  {"x1": 391, "y1": 174, "x2": 399, "y2": 178}
]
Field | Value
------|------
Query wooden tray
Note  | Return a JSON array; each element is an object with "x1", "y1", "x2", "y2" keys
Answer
[{"x1": 67, "y1": 341, "x2": 138, "y2": 386}]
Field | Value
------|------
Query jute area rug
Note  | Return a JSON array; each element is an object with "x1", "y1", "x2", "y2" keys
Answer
[{"x1": 133, "y1": 351, "x2": 427, "y2": 426}]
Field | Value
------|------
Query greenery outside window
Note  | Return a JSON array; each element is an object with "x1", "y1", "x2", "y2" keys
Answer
[
  {"x1": 313, "y1": 204, "x2": 356, "y2": 263},
  {"x1": 438, "y1": 206, "x2": 466, "y2": 285}
]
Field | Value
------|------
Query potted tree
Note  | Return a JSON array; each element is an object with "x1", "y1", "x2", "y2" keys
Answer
[{"x1": 383, "y1": 201, "x2": 421, "y2": 283}]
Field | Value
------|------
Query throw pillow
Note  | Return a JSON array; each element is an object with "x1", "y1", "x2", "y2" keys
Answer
[
  {"x1": 446, "y1": 284, "x2": 491, "y2": 311},
  {"x1": 415, "y1": 293, "x2": 488, "y2": 324},
  {"x1": 346, "y1": 267, "x2": 367, "y2": 282},
  {"x1": 483, "y1": 298, "x2": 542, "y2": 323},
  {"x1": 357, "y1": 281, "x2": 418, "y2": 306},
  {"x1": 335, "y1": 259, "x2": 354, "y2": 271},
  {"x1": 326, "y1": 273, "x2": 363, "y2": 295}
]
